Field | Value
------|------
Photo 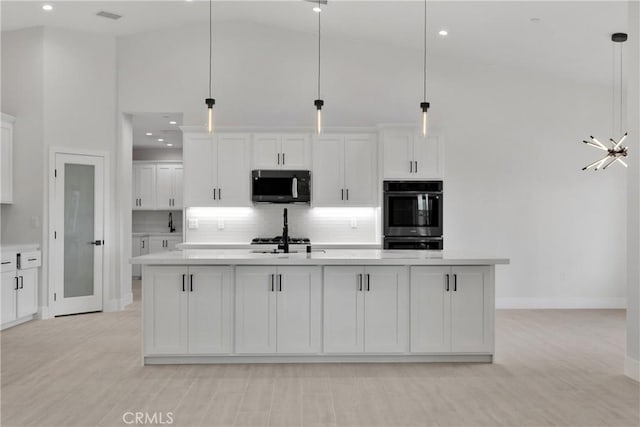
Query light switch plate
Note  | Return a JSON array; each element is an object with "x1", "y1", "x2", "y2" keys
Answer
[
  {"x1": 217, "y1": 219, "x2": 225, "y2": 230},
  {"x1": 188, "y1": 218, "x2": 199, "y2": 229},
  {"x1": 350, "y1": 217, "x2": 358, "y2": 229}
]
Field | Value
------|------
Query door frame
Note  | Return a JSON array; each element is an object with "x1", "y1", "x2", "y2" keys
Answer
[{"x1": 48, "y1": 147, "x2": 111, "y2": 316}]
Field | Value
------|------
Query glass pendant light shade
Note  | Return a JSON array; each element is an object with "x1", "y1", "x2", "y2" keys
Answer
[
  {"x1": 420, "y1": 102, "x2": 430, "y2": 137},
  {"x1": 205, "y1": 98, "x2": 215, "y2": 134},
  {"x1": 314, "y1": 99, "x2": 324, "y2": 135}
]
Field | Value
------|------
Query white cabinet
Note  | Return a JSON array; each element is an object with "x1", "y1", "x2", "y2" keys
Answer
[
  {"x1": 312, "y1": 134, "x2": 377, "y2": 206},
  {"x1": 235, "y1": 266, "x2": 321, "y2": 354},
  {"x1": 1, "y1": 249, "x2": 39, "y2": 330},
  {"x1": 156, "y1": 164, "x2": 183, "y2": 209},
  {"x1": 323, "y1": 266, "x2": 408, "y2": 354},
  {"x1": 149, "y1": 236, "x2": 181, "y2": 254},
  {"x1": 132, "y1": 163, "x2": 156, "y2": 210},
  {"x1": 183, "y1": 133, "x2": 251, "y2": 207},
  {"x1": 1, "y1": 113, "x2": 15, "y2": 204},
  {"x1": 253, "y1": 133, "x2": 310, "y2": 170},
  {"x1": 410, "y1": 266, "x2": 493, "y2": 354},
  {"x1": 143, "y1": 266, "x2": 233, "y2": 355},
  {"x1": 381, "y1": 128, "x2": 443, "y2": 179},
  {"x1": 131, "y1": 236, "x2": 149, "y2": 278}
]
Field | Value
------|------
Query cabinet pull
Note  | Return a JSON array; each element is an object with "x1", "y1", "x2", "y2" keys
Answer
[
  {"x1": 445, "y1": 274, "x2": 450, "y2": 291},
  {"x1": 341, "y1": 189, "x2": 344, "y2": 200},
  {"x1": 1, "y1": 261, "x2": 10, "y2": 265},
  {"x1": 358, "y1": 274, "x2": 363, "y2": 291},
  {"x1": 218, "y1": 188, "x2": 221, "y2": 200},
  {"x1": 366, "y1": 274, "x2": 371, "y2": 291},
  {"x1": 415, "y1": 161, "x2": 418, "y2": 173},
  {"x1": 213, "y1": 188, "x2": 216, "y2": 200},
  {"x1": 282, "y1": 153, "x2": 285, "y2": 165},
  {"x1": 277, "y1": 153, "x2": 280, "y2": 165},
  {"x1": 453, "y1": 274, "x2": 457, "y2": 292},
  {"x1": 271, "y1": 274, "x2": 275, "y2": 292},
  {"x1": 182, "y1": 274, "x2": 186, "y2": 292},
  {"x1": 278, "y1": 274, "x2": 283, "y2": 292},
  {"x1": 14, "y1": 276, "x2": 19, "y2": 290},
  {"x1": 190, "y1": 274, "x2": 194, "y2": 292},
  {"x1": 142, "y1": 240, "x2": 145, "y2": 249},
  {"x1": 410, "y1": 161, "x2": 413, "y2": 173},
  {"x1": 346, "y1": 189, "x2": 349, "y2": 201},
  {"x1": 19, "y1": 276, "x2": 24, "y2": 289}
]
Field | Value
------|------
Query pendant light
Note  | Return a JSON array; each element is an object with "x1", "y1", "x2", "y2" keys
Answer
[
  {"x1": 419, "y1": 0, "x2": 430, "y2": 137},
  {"x1": 314, "y1": 0, "x2": 324, "y2": 134},
  {"x1": 204, "y1": 0, "x2": 215, "y2": 134},
  {"x1": 582, "y1": 33, "x2": 628, "y2": 170}
]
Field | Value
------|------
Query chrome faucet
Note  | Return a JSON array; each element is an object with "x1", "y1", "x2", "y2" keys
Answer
[{"x1": 168, "y1": 212, "x2": 175, "y2": 233}]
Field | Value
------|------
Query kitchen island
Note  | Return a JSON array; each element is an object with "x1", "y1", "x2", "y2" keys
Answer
[{"x1": 132, "y1": 249, "x2": 508, "y2": 365}]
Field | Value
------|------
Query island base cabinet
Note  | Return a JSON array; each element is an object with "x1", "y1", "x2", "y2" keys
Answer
[
  {"x1": 143, "y1": 266, "x2": 233, "y2": 356},
  {"x1": 323, "y1": 266, "x2": 408, "y2": 354},
  {"x1": 235, "y1": 266, "x2": 321, "y2": 354},
  {"x1": 410, "y1": 266, "x2": 493, "y2": 354}
]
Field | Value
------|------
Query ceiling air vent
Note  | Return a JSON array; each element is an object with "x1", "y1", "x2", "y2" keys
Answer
[{"x1": 96, "y1": 11, "x2": 122, "y2": 20}]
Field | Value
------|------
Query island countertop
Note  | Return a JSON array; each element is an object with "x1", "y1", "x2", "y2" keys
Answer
[{"x1": 131, "y1": 249, "x2": 509, "y2": 266}]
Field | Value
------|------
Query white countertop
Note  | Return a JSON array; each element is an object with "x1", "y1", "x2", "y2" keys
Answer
[
  {"x1": 1, "y1": 244, "x2": 41, "y2": 253},
  {"x1": 132, "y1": 232, "x2": 183, "y2": 237},
  {"x1": 178, "y1": 242, "x2": 381, "y2": 250},
  {"x1": 131, "y1": 249, "x2": 509, "y2": 266}
]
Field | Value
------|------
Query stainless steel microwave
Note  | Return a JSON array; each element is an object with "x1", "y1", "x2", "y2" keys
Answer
[{"x1": 251, "y1": 170, "x2": 311, "y2": 204}]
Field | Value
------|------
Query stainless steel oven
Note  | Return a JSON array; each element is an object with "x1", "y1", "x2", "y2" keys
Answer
[
  {"x1": 383, "y1": 181, "x2": 443, "y2": 245},
  {"x1": 383, "y1": 236, "x2": 443, "y2": 250}
]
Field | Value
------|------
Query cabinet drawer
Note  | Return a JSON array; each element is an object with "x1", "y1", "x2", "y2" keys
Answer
[{"x1": 18, "y1": 251, "x2": 41, "y2": 269}]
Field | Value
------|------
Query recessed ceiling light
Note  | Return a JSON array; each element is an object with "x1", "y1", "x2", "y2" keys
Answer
[
  {"x1": 157, "y1": 138, "x2": 164, "y2": 142},
  {"x1": 313, "y1": 6, "x2": 322, "y2": 13},
  {"x1": 438, "y1": 30, "x2": 448, "y2": 36},
  {"x1": 167, "y1": 143, "x2": 173, "y2": 147},
  {"x1": 169, "y1": 121, "x2": 177, "y2": 125},
  {"x1": 42, "y1": 4, "x2": 53, "y2": 11},
  {"x1": 145, "y1": 132, "x2": 153, "y2": 136},
  {"x1": 530, "y1": 17, "x2": 541, "y2": 23}
]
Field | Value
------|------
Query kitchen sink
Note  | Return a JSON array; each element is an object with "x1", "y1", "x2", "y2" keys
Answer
[{"x1": 250, "y1": 249, "x2": 326, "y2": 254}]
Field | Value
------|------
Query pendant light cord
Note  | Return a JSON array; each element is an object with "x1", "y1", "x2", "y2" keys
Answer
[
  {"x1": 423, "y1": 0, "x2": 427, "y2": 101},
  {"x1": 317, "y1": 0, "x2": 321, "y2": 99},
  {"x1": 209, "y1": 0, "x2": 213, "y2": 99},
  {"x1": 619, "y1": 41, "x2": 623, "y2": 135}
]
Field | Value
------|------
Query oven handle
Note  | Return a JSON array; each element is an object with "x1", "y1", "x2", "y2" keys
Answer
[{"x1": 384, "y1": 191, "x2": 442, "y2": 196}]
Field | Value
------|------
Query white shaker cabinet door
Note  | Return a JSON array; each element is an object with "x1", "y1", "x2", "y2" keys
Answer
[
  {"x1": 450, "y1": 266, "x2": 493, "y2": 353},
  {"x1": 344, "y1": 134, "x2": 377, "y2": 206},
  {"x1": 275, "y1": 267, "x2": 321, "y2": 354},
  {"x1": 253, "y1": 134, "x2": 281, "y2": 169},
  {"x1": 235, "y1": 267, "x2": 277, "y2": 354},
  {"x1": 323, "y1": 267, "x2": 364, "y2": 354},
  {"x1": 280, "y1": 134, "x2": 310, "y2": 170},
  {"x1": 187, "y1": 267, "x2": 233, "y2": 354},
  {"x1": 183, "y1": 134, "x2": 216, "y2": 207},
  {"x1": 413, "y1": 135, "x2": 443, "y2": 179},
  {"x1": 172, "y1": 165, "x2": 183, "y2": 208},
  {"x1": 16, "y1": 268, "x2": 37, "y2": 318},
  {"x1": 1, "y1": 271, "x2": 16, "y2": 324},
  {"x1": 312, "y1": 136, "x2": 345, "y2": 206},
  {"x1": 410, "y1": 266, "x2": 451, "y2": 353},
  {"x1": 216, "y1": 134, "x2": 251, "y2": 206},
  {"x1": 363, "y1": 267, "x2": 409, "y2": 353},
  {"x1": 133, "y1": 164, "x2": 156, "y2": 210},
  {"x1": 1, "y1": 120, "x2": 13, "y2": 204},
  {"x1": 155, "y1": 164, "x2": 174, "y2": 210},
  {"x1": 143, "y1": 267, "x2": 188, "y2": 355},
  {"x1": 382, "y1": 129, "x2": 413, "y2": 179}
]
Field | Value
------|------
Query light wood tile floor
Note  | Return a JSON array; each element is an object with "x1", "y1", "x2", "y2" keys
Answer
[{"x1": 1, "y1": 281, "x2": 638, "y2": 427}]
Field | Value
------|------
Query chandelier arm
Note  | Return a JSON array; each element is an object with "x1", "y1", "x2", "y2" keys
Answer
[
  {"x1": 584, "y1": 141, "x2": 608, "y2": 151},
  {"x1": 601, "y1": 157, "x2": 618, "y2": 170}
]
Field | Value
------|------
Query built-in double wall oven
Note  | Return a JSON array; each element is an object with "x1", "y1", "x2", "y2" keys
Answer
[{"x1": 383, "y1": 181, "x2": 443, "y2": 250}]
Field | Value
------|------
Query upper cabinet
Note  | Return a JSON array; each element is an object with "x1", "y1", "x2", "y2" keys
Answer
[
  {"x1": 183, "y1": 133, "x2": 251, "y2": 207},
  {"x1": 133, "y1": 163, "x2": 156, "y2": 210},
  {"x1": 312, "y1": 134, "x2": 378, "y2": 206},
  {"x1": 381, "y1": 128, "x2": 443, "y2": 180},
  {"x1": 253, "y1": 133, "x2": 310, "y2": 170},
  {"x1": 1, "y1": 114, "x2": 15, "y2": 204},
  {"x1": 156, "y1": 164, "x2": 183, "y2": 209}
]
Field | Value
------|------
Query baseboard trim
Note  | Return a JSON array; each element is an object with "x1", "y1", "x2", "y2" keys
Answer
[
  {"x1": 496, "y1": 297, "x2": 626, "y2": 309},
  {"x1": 38, "y1": 306, "x2": 50, "y2": 320},
  {"x1": 625, "y1": 356, "x2": 640, "y2": 381},
  {"x1": 103, "y1": 298, "x2": 120, "y2": 312},
  {"x1": 121, "y1": 292, "x2": 133, "y2": 308}
]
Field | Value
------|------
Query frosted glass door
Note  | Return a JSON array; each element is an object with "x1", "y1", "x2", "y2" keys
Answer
[{"x1": 54, "y1": 154, "x2": 104, "y2": 316}]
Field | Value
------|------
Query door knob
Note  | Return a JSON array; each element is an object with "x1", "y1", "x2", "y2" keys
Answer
[{"x1": 89, "y1": 240, "x2": 103, "y2": 246}]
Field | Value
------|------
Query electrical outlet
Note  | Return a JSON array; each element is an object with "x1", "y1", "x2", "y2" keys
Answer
[
  {"x1": 217, "y1": 219, "x2": 225, "y2": 230},
  {"x1": 350, "y1": 217, "x2": 358, "y2": 229},
  {"x1": 188, "y1": 218, "x2": 199, "y2": 229}
]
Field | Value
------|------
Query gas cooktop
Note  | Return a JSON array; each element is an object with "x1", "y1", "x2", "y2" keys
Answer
[{"x1": 251, "y1": 236, "x2": 311, "y2": 245}]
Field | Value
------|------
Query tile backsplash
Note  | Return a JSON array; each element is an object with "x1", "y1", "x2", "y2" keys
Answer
[
  {"x1": 185, "y1": 206, "x2": 380, "y2": 244},
  {"x1": 133, "y1": 210, "x2": 183, "y2": 234}
]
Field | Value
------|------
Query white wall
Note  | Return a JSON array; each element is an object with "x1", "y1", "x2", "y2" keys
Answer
[
  {"x1": 118, "y1": 20, "x2": 626, "y2": 307},
  {"x1": 1, "y1": 28, "x2": 44, "y2": 246},
  {"x1": 1, "y1": 27, "x2": 118, "y2": 313},
  {"x1": 626, "y1": 0, "x2": 639, "y2": 381}
]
